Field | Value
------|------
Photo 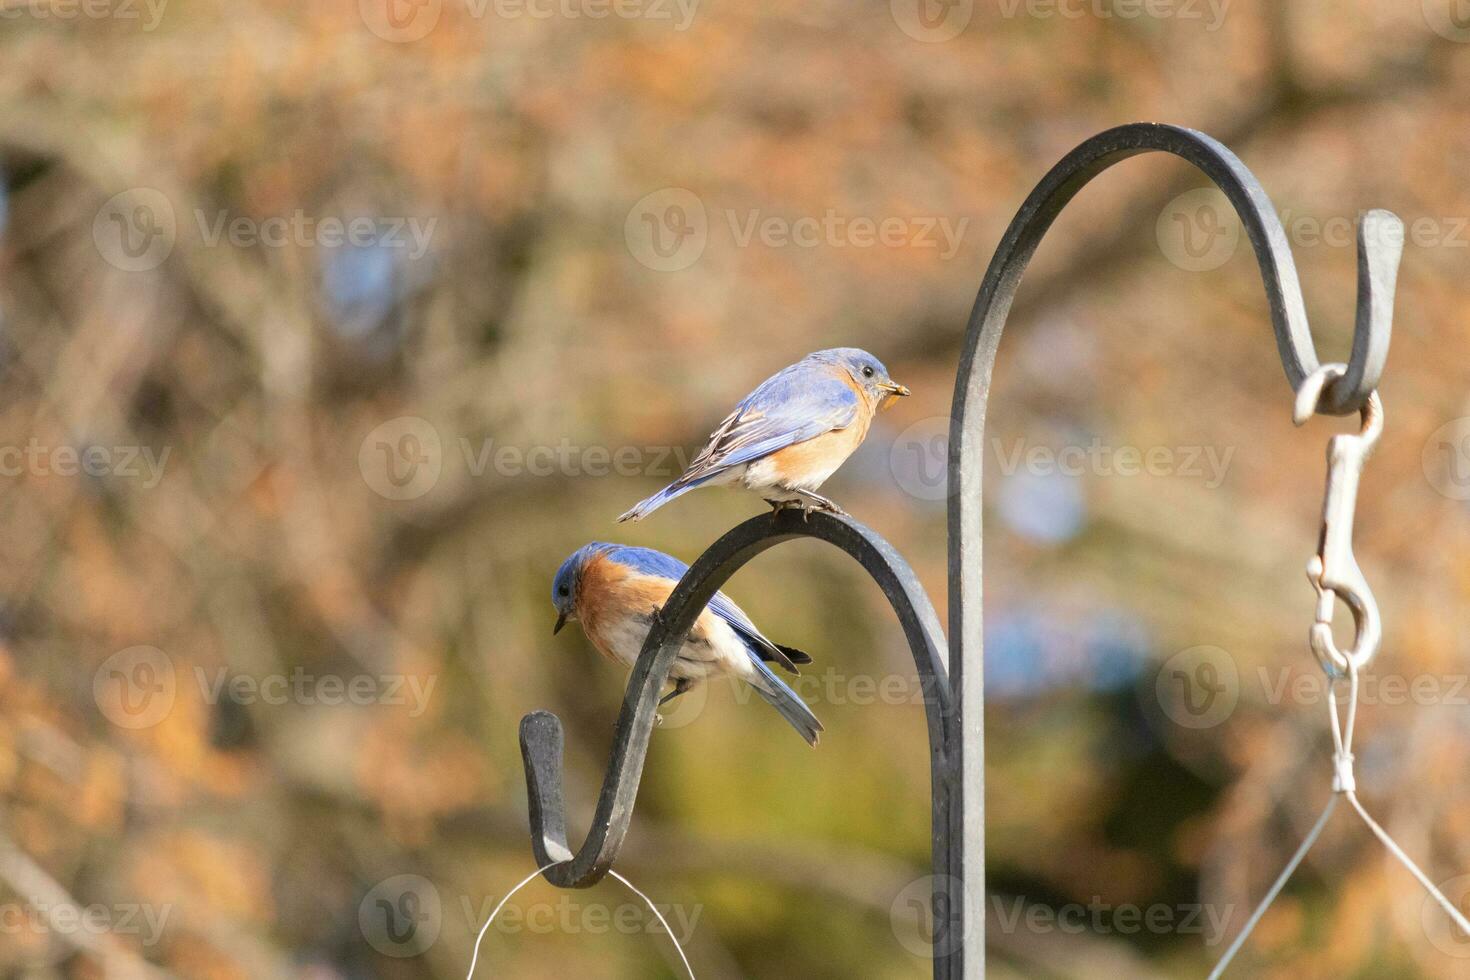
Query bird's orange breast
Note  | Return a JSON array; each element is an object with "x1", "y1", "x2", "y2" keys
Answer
[{"x1": 763, "y1": 414, "x2": 871, "y2": 486}]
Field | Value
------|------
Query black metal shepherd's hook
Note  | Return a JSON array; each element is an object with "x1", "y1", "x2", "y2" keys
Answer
[{"x1": 517, "y1": 123, "x2": 1401, "y2": 979}]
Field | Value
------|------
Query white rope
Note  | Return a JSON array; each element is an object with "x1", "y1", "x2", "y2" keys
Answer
[
  {"x1": 465, "y1": 862, "x2": 557, "y2": 979},
  {"x1": 610, "y1": 869, "x2": 697, "y2": 980},
  {"x1": 465, "y1": 865, "x2": 697, "y2": 980},
  {"x1": 1205, "y1": 795, "x2": 1337, "y2": 980},
  {"x1": 1345, "y1": 792, "x2": 1470, "y2": 936},
  {"x1": 1206, "y1": 658, "x2": 1470, "y2": 976}
]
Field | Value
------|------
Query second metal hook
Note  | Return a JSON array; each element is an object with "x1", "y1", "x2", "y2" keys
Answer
[{"x1": 1295, "y1": 363, "x2": 1383, "y2": 675}]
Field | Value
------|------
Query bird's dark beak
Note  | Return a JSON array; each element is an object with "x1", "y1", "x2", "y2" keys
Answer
[{"x1": 553, "y1": 612, "x2": 568, "y2": 635}]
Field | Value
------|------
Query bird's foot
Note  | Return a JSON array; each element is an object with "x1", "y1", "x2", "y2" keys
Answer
[{"x1": 796, "y1": 490, "x2": 848, "y2": 518}]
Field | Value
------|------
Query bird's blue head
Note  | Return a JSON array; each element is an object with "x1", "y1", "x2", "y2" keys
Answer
[
  {"x1": 810, "y1": 348, "x2": 911, "y2": 407},
  {"x1": 551, "y1": 542, "x2": 613, "y2": 634}
]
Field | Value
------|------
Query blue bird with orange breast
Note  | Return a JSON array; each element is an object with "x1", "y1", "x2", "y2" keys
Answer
[
  {"x1": 551, "y1": 543, "x2": 823, "y2": 746},
  {"x1": 618, "y1": 348, "x2": 909, "y2": 522}
]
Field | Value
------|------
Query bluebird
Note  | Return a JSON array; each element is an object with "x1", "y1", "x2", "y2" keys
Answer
[
  {"x1": 551, "y1": 543, "x2": 823, "y2": 746},
  {"x1": 618, "y1": 348, "x2": 909, "y2": 522}
]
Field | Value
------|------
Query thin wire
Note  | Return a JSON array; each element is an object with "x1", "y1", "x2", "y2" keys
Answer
[
  {"x1": 465, "y1": 862, "x2": 557, "y2": 980},
  {"x1": 610, "y1": 869, "x2": 697, "y2": 980},
  {"x1": 1345, "y1": 792, "x2": 1470, "y2": 936},
  {"x1": 464, "y1": 865, "x2": 698, "y2": 980},
  {"x1": 1206, "y1": 795, "x2": 1338, "y2": 980}
]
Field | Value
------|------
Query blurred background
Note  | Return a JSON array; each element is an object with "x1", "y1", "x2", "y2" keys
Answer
[{"x1": 2, "y1": 1, "x2": 1470, "y2": 977}]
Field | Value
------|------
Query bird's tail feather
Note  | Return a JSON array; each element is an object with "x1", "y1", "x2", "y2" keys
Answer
[
  {"x1": 749, "y1": 659, "x2": 823, "y2": 747},
  {"x1": 617, "y1": 476, "x2": 708, "y2": 523}
]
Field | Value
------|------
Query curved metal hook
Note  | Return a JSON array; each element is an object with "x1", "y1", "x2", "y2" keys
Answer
[
  {"x1": 948, "y1": 123, "x2": 1403, "y2": 972},
  {"x1": 952, "y1": 123, "x2": 1399, "y2": 420},
  {"x1": 1295, "y1": 363, "x2": 1384, "y2": 675},
  {"x1": 519, "y1": 510, "x2": 956, "y2": 900}
]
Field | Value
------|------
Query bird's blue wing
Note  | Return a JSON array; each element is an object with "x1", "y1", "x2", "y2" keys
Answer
[{"x1": 681, "y1": 363, "x2": 860, "y2": 482}]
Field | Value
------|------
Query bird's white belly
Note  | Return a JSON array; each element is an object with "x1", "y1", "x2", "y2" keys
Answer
[
  {"x1": 594, "y1": 611, "x2": 756, "y2": 683},
  {"x1": 741, "y1": 454, "x2": 844, "y2": 496}
]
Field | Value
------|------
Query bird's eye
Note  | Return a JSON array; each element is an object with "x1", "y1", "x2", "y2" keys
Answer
[
  {"x1": 557, "y1": 586, "x2": 570, "y2": 597},
  {"x1": 862, "y1": 365, "x2": 875, "y2": 378}
]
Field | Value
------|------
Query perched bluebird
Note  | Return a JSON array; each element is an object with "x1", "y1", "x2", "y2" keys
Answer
[
  {"x1": 551, "y1": 543, "x2": 823, "y2": 746},
  {"x1": 618, "y1": 348, "x2": 910, "y2": 522}
]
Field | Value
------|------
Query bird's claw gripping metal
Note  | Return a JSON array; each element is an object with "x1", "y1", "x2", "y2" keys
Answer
[{"x1": 1295, "y1": 363, "x2": 1384, "y2": 676}]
